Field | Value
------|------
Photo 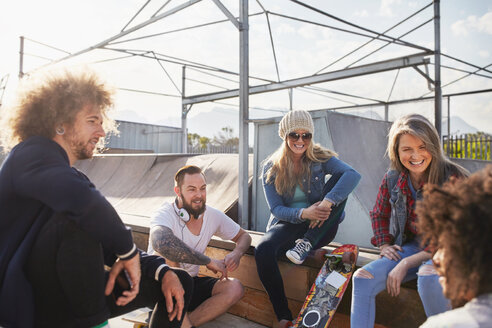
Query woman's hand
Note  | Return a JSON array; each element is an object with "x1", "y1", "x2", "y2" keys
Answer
[
  {"x1": 379, "y1": 244, "x2": 402, "y2": 261},
  {"x1": 303, "y1": 201, "x2": 332, "y2": 228},
  {"x1": 387, "y1": 260, "x2": 409, "y2": 297},
  {"x1": 380, "y1": 243, "x2": 406, "y2": 296}
]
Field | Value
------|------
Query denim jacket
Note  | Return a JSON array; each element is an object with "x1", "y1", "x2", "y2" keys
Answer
[
  {"x1": 387, "y1": 168, "x2": 459, "y2": 246},
  {"x1": 387, "y1": 170, "x2": 409, "y2": 246},
  {"x1": 262, "y1": 156, "x2": 361, "y2": 230}
]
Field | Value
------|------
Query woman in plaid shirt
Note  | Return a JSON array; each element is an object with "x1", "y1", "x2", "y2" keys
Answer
[{"x1": 350, "y1": 114, "x2": 468, "y2": 328}]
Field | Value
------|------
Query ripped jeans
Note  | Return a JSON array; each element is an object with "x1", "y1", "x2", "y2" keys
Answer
[{"x1": 350, "y1": 240, "x2": 450, "y2": 328}]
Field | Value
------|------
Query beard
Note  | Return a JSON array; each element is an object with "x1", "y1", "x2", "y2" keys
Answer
[
  {"x1": 71, "y1": 140, "x2": 93, "y2": 160},
  {"x1": 182, "y1": 196, "x2": 206, "y2": 219},
  {"x1": 64, "y1": 131, "x2": 95, "y2": 160}
]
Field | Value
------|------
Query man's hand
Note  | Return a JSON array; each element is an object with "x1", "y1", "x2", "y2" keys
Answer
[
  {"x1": 224, "y1": 251, "x2": 242, "y2": 273},
  {"x1": 161, "y1": 270, "x2": 186, "y2": 322},
  {"x1": 105, "y1": 255, "x2": 141, "y2": 306},
  {"x1": 206, "y1": 259, "x2": 228, "y2": 279}
]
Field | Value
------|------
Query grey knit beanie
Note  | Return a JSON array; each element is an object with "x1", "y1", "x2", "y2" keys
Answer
[{"x1": 278, "y1": 110, "x2": 314, "y2": 140}]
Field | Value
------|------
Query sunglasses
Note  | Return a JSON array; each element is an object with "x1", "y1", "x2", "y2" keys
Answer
[{"x1": 288, "y1": 132, "x2": 312, "y2": 141}]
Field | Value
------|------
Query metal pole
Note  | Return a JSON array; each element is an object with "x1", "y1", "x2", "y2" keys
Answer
[
  {"x1": 19, "y1": 36, "x2": 24, "y2": 79},
  {"x1": 181, "y1": 65, "x2": 188, "y2": 153},
  {"x1": 434, "y1": 0, "x2": 442, "y2": 137},
  {"x1": 384, "y1": 103, "x2": 389, "y2": 121},
  {"x1": 289, "y1": 89, "x2": 293, "y2": 111},
  {"x1": 238, "y1": 0, "x2": 249, "y2": 229},
  {"x1": 447, "y1": 96, "x2": 450, "y2": 137}
]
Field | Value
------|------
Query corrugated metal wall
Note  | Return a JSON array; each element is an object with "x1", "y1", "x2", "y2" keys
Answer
[{"x1": 107, "y1": 120, "x2": 183, "y2": 153}]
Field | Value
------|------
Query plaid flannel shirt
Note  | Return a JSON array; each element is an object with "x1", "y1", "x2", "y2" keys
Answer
[{"x1": 370, "y1": 171, "x2": 418, "y2": 247}]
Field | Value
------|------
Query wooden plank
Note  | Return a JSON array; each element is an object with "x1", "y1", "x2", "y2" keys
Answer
[
  {"x1": 201, "y1": 312, "x2": 268, "y2": 328},
  {"x1": 132, "y1": 230, "x2": 149, "y2": 250},
  {"x1": 129, "y1": 229, "x2": 422, "y2": 328},
  {"x1": 226, "y1": 286, "x2": 303, "y2": 327},
  {"x1": 200, "y1": 246, "x2": 318, "y2": 301}
]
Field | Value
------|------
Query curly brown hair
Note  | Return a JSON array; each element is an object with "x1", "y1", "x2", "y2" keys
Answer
[
  {"x1": 0, "y1": 68, "x2": 117, "y2": 152},
  {"x1": 416, "y1": 165, "x2": 492, "y2": 307}
]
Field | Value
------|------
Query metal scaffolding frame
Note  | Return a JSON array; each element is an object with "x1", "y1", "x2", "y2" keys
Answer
[{"x1": 17, "y1": 0, "x2": 492, "y2": 228}]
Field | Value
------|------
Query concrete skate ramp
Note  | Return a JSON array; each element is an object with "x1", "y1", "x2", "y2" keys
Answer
[
  {"x1": 75, "y1": 153, "x2": 253, "y2": 228},
  {"x1": 253, "y1": 111, "x2": 392, "y2": 248}
]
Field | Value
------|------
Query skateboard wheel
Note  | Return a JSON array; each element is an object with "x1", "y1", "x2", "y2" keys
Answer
[
  {"x1": 342, "y1": 251, "x2": 355, "y2": 264},
  {"x1": 302, "y1": 310, "x2": 321, "y2": 327},
  {"x1": 133, "y1": 324, "x2": 146, "y2": 328}
]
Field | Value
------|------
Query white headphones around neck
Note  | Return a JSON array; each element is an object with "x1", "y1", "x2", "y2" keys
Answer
[{"x1": 173, "y1": 198, "x2": 190, "y2": 222}]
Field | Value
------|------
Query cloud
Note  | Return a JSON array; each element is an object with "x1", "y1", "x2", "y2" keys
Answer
[
  {"x1": 354, "y1": 10, "x2": 368, "y2": 18},
  {"x1": 477, "y1": 12, "x2": 492, "y2": 34},
  {"x1": 379, "y1": 0, "x2": 401, "y2": 17},
  {"x1": 451, "y1": 12, "x2": 492, "y2": 37},
  {"x1": 478, "y1": 50, "x2": 490, "y2": 58},
  {"x1": 298, "y1": 25, "x2": 318, "y2": 40},
  {"x1": 451, "y1": 19, "x2": 469, "y2": 36}
]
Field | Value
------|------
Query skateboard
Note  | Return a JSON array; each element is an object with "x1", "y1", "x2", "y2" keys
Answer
[
  {"x1": 121, "y1": 309, "x2": 151, "y2": 328},
  {"x1": 292, "y1": 244, "x2": 358, "y2": 328}
]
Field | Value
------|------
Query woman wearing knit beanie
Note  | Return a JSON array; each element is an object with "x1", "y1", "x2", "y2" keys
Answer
[{"x1": 255, "y1": 110, "x2": 361, "y2": 327}]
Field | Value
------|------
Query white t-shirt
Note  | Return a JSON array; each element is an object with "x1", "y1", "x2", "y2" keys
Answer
[
  {"x1": 420, "y1": 293, "x2": 492, "y2": 328},
  {"x1": 148, "y1": 202, "x2": 240, "y2": 277}
]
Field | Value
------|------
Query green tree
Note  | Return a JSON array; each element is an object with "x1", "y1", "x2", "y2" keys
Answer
[
  {"x1": 187, "y1": 132, "x2": 201, "y2": 148},
  {"x1": 444, "y1": 131, "x2": 491, "y2": 160},
  {"x1": 199, "y1": 136, "x2": 210, "y2": 149},
  {"x1": 188, "y1": 132, "x2": 210, "y2": 149},
  {"x1": 212, "y1": 126, "x2": 239, "y2": 147}
]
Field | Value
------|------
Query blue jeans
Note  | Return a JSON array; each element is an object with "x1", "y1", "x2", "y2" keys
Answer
[
  {"x1": 255, "y1": 202, "x2": 345, "y2": 321},
  {"x1": 350, "y1": 240, "x2": 450, "y2": 328}
]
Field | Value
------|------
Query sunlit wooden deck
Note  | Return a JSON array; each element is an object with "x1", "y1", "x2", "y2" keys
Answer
[
  {"x1": 126, "y1": 226, "x2": 426, "y2": 328},
  {"x1": 110, "y1": 311, "x2": 267, "y2": 328}
]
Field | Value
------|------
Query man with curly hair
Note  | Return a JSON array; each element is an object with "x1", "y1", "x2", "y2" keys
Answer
[
  {"x1": 417, "y1": 165, "x2": 492, "y2": 327},
  {"x1": 0, "y1": 69, "x2": 192, "y2": 328}
]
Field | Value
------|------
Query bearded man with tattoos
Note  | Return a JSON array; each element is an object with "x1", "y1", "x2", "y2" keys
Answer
[{"x1": 148, "y1": 165, "x2": 251, "y2": 328}]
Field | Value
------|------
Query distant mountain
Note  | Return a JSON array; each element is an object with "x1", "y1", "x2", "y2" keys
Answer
[
  {"x1": 186, "y1": 108, "x2": 240, "y2": 138},
  {"x1": 114, "y1": 108, "x2": 483, "y2": 140},
  {"x1": 172, "y1": 107, "x2": 284, "y2": 139},
  {"x1": 443, "y1": 116, "x2": 479, "y2": 135},
  {"x1": 113, "y1": 110, "x2": 154, "y2": 125}
]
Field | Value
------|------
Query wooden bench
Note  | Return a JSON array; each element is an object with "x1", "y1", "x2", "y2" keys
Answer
[{"x1": 128, "y1": 225, "x2": 426, "y2": 328}]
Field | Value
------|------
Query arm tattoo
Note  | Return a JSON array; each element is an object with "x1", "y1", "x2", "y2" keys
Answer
[{"x1": 151, "y1": 226, "x2": 210, "y2": 265}]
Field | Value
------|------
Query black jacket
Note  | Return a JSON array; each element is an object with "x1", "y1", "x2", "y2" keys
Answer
[{"x1": 0, "y1": 136, "x2": 167, "y2": 327}]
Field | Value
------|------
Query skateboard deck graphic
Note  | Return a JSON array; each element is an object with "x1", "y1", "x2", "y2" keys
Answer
[{"x1": 293, "y1": 244, "x2": 358, "y2": 328}]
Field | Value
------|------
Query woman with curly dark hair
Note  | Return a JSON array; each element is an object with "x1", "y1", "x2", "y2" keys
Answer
[{"x1": 417, "y1": 165, "x2": 492, "y2": 327}]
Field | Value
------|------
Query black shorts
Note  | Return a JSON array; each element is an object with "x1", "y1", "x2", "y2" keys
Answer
[{"x1": 188, "y1": 276, "x2": 219, "y2": 311}]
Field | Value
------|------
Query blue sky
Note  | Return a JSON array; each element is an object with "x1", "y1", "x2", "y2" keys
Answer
[{"x1": 0, "y1": 0, "x2": 491, "y2": 138}]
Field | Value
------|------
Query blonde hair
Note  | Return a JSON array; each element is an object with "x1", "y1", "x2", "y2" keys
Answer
[
  {"x1": 387, "y1": 114, "x2": 468, "y2": 184},
  {"x1": 0, "y1": 68, "x2": 117, "y2": 152},
  {"x1": 265, "y1": 139, "x2": 337, "y2": 196}
]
